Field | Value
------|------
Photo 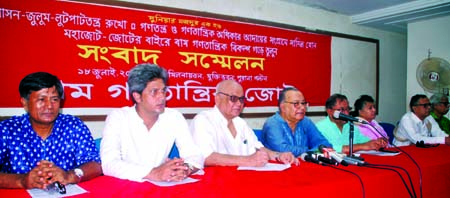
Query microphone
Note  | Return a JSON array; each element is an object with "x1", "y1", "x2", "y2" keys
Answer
[
  {"x1": 333, "y1": 111, "x2": 369, "y2": 124},
  {"x1": 328, "y1": 152, "x2": 348, "y2": 166},
  {"x1": 300, "y1": 153, "x2": 322, "y2": 165},
  {"x1": 319, "y1": 145, "x2": 348, "y2": 166},
  {"x1": 317, "y1": 155, "x2": 338, "y2": 166},
  {"x1": 343, "y1": 156, "x2": 366, "y2": 166}
]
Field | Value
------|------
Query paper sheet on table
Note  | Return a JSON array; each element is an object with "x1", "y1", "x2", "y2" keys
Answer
[
  {"x1": 356, "y1": 150, "x2": 401, "y2": 156},
  {"x1": 238, "y1": 162, "x2": 291, "y2": 171},
  {"x1": 146, "y1": 177, "x2": 200, "y2": 187},
  {"x1": 27, "y1": 184, "x2": 87, "y2": 198},
  {"x1": 144, "y1": 169, "x2": 204, "y2": 187}
]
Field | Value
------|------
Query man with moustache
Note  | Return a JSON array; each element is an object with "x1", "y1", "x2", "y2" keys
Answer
[
  {"x1": 316, "y1": 94, "x2": 386, "y2": 153},
  {"x1": 0, "y1": 72, "x2": 101, "y2": 189},
  {"x1": 261, "y1": 87, "x2": 332, "y2": 157},
  {"x1": 190, "y1": 80, "x2": 298, "y2": 167}
]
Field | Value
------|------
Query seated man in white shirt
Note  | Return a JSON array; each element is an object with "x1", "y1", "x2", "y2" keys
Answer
[
  {"x1": 394, "y1": 94, "x2": 450, "y2": 146},
  {"x1": 101, "y1": 63, "x2": 204, "y2": 182},
  {"x1": 190, "y1": 80, "x2": 297, "y2": 167}
]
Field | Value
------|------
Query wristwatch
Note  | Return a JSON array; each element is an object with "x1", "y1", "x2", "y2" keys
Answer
[{"x1": 74, "y1": 168, "x2": 84, "y2": 180}]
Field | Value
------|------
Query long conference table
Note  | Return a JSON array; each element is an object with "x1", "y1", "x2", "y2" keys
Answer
[{"x1": 1, "y1": 145, "x2": 450, "y2": 198}]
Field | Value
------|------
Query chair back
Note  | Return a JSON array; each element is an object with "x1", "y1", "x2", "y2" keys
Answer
[
  {"x1": 379, "y1": 122, "x2": 396, "y2": 144},
  {"x1": 253, "y1": 129, "x2": 263, "y2": 142}
]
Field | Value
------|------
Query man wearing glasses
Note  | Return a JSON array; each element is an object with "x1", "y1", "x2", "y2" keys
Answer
[
  {"x1": 261, "y1": 87, "x2": 332, "y2": 157},
  {"x1": 429, "y1": 93, "x2": 450, "y2": 135},
  {"x1": 190, "y1": 80, "x2": 298, "y2": 167},
  {"x1": 393, "y1": 94, "x2": 450, "y2": 146},
  {"x1": 316, "y1": 94, "x2": 386, "y2": 153}
]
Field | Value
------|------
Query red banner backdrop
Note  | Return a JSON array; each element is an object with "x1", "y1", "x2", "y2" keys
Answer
[{"x1": 0, "y1": 0, "x2": 331, "y2": 108}]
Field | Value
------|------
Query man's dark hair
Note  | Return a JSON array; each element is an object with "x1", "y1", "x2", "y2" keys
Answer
[
  {"x1": 325, "y1": 93, "x2": 347, "y2": 109},
  {"x1": 19, "y1": 72, "x2": 64, "y2": 100},
  {"x1": 409, "y1": 94, "x2": 428, "y2": 112}
]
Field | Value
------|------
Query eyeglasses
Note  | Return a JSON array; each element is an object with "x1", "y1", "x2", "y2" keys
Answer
[
  {"x1": 438, "y1": 102, "x2": 450, "y2": 107},
  {"x1": 284, "y1": 101, "x2": 309, "y2": 108},
  {"x1": 415, "y1": 103, "x2": 431, "y2": 108},
  {"x1": 217, "y1": 92, "x2": 245, "y2": 103},
  {"x1": 333, "y1": 107, "x2": 352, "y2": 112},
  {"x1": 149, "y1": 87, "x2": 167, "y2": 97}
]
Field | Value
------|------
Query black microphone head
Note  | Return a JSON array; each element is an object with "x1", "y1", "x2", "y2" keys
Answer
[
  {"x1": 317, "y1": 156, "x2": 337, "y2": 165},
  {"x1": 300, "y1": 153, "x2": 308, "y2": 161},
  {"x1": 301, "y1": 153, "x2": 322, "y2": 164},
  {"x1": 416, "y1": 140, "x2": 425, "y2": 147}
]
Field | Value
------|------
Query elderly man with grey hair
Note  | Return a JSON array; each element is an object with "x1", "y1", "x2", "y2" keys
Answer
[
  {"x1": 101, "y1": 63, "x2": 204, "y2": 183},
  {"x1": 190, "y1": 80, "x2": 298, "y2": 167},
  {"x1": 430, "y1": 93, "x2": 450, "y2": 135}
]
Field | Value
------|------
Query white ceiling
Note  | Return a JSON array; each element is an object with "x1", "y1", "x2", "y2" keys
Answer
[{"x1": 282, "y1": 0, "x2": 450, "y2": 33}]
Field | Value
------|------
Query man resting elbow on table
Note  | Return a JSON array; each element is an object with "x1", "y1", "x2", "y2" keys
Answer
[
  {"x1": 0, "y1": 72, "x2": 101, "y2": 189},
  {"x1": 189, "y1": 80, "x2": 297, "y2": 167}
]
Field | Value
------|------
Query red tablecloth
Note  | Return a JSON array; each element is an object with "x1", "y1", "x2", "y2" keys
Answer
[{"x1": 2, "y1": 145, "x2": 450, "y2": 198}]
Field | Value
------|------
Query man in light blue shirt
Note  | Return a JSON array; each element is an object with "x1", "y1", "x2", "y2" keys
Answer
[
  {"x1": 316, "y1": 94, "x2": 386, "y2": 153},
  {"x1": 261, "y1": 87, "x2": 332, "y2": 157}
]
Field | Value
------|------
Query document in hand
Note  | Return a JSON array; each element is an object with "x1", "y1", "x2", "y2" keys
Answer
[{"x1": 145, "y1": 169, "x2": 205, "y2": 187}]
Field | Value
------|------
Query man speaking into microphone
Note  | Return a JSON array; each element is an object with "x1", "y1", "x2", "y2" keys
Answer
[{"x1": 316, "y1": 94, "x2": 386, "y2": 153}]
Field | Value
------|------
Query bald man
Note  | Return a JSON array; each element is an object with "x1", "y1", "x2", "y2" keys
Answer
[{"x1": 190, "y1": 80, "x2": 298, "y2": 167}]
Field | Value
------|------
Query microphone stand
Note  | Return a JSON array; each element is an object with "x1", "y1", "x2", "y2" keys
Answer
[
  {"x1": 349, "y1": 122, "x2": 354, "y2": 158},
  {"x1": 348, "y1": 121, "x2": 364, "y2": 161}
]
